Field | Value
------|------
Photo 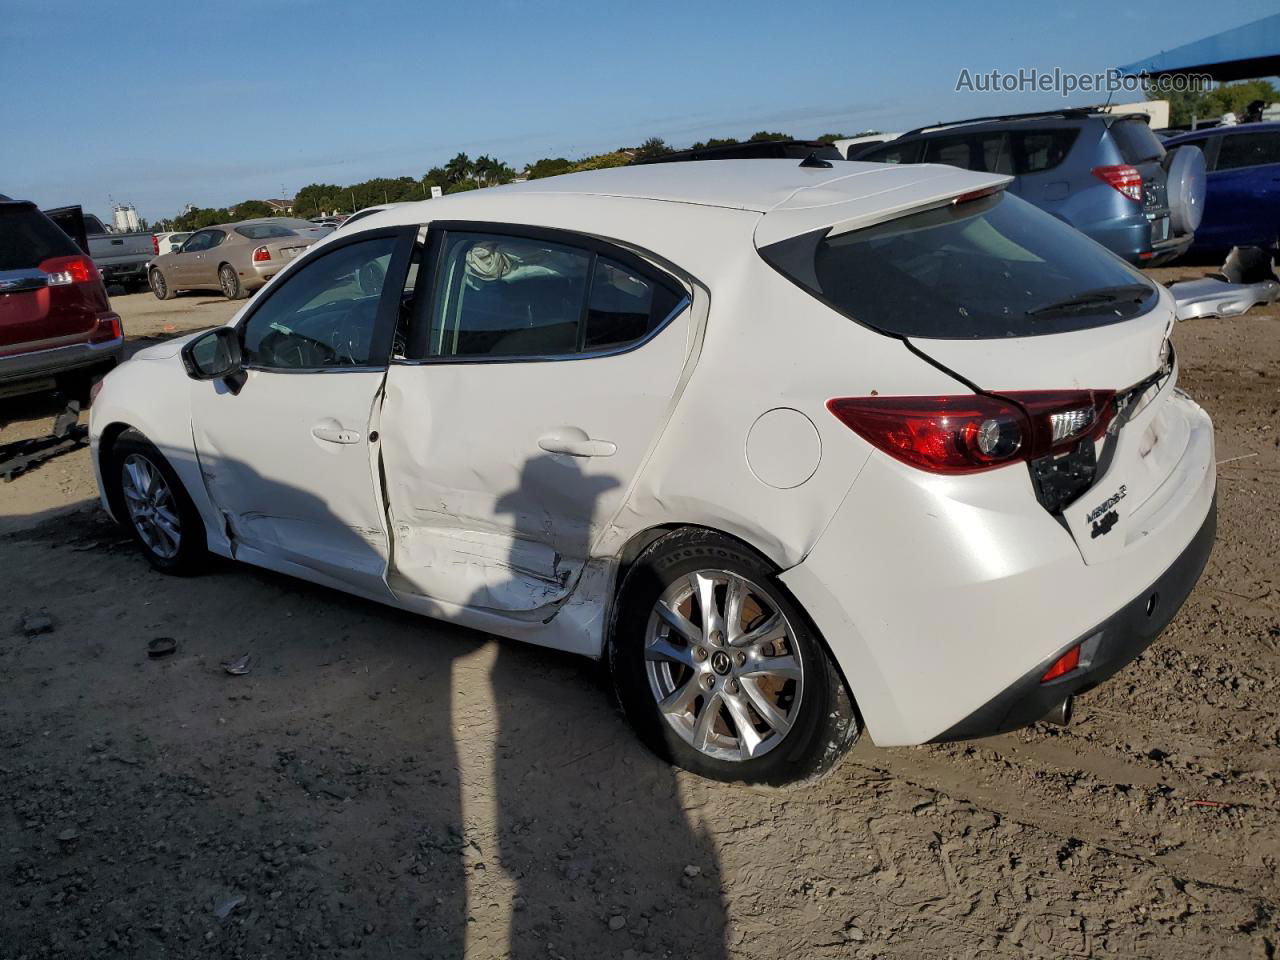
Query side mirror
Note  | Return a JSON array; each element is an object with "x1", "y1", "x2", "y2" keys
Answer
[{"x1": 181, "y1": 327, "x2": 243, "y2": 382}]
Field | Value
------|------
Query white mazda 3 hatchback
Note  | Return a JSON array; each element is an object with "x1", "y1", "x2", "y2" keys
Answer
[{"x1": 90, "y1": 160, "x2": 1216, "y2": 784}]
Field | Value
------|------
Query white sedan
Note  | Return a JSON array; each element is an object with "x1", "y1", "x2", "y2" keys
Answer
[{"x1": 89, "y1": 160, "x2": 1216, "y2": 784}]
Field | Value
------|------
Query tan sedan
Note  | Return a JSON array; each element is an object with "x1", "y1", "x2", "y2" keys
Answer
[{"x1": 147, "y1": 220, "x2": 319, "y2": 300}]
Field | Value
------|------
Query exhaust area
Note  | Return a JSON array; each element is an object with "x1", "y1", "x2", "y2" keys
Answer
[{"x1": 1043, "y1": 696, "x2": 1073, "y2": 726}]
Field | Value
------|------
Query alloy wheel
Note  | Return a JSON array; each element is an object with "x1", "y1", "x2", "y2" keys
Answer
[
  {"x1": 150, "y1": 270, "x2": 166, "y2": 298},
  {"x1": 120, "y1": 454, "x2": 181, "y2": 560},
  {"x1": 219, "y1": 266, "x2": 238, "y2": 298},
  {"x1": 644, "y1": 569, "x2": 804, "y2": 762}
]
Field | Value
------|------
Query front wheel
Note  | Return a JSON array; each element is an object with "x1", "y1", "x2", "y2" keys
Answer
[
  {"x1": 106, "y1": 430, "x2": 207, "y2": 574},
  {"x1": 609, "y1": 529, "x2": 858, "y2": 785}
]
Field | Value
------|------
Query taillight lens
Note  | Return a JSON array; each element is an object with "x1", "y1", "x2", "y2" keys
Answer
[
  {"x1": 40, "y1": 255, "x2": 97, "y2": 286},
  {"x1": 1091, "y1": 164, "x2": 1143, "y2": 202},
  {"x1": 253, "y1": 246, "x2": 271, "y2": 262},
  {"x1": 152, "y1": 235, "x2": 160, "y2": 255},
  {"x1": 827, "y1": 390, "x2": 1116, "y2": 475},
  {"x1": 827, "y1": 395, "x2": 1028, "y2": 474}
]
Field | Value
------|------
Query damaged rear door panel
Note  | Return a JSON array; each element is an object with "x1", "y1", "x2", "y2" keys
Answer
[{"x1": 379, "y1": 224, "x2": 696, "y2": 614}]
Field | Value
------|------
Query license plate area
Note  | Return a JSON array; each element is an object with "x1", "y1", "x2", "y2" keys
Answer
[{"x1": 1148, "y1": 215, "x2": 1170, "y2": 243}]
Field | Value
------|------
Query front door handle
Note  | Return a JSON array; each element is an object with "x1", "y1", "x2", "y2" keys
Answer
[
  {"x1": 312, "y1": 419, "x2": 361, "y2": 444},
  {"x1": 538, "y1": 427, "x2": 616, "y2": 458}
]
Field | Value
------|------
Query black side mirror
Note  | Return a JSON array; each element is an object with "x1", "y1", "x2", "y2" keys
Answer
[{"x1": 182, "y1": 327, "x2": 243, "y2": 384}]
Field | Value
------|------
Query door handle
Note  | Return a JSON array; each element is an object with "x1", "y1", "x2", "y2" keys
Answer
[
  {"x1": 312, "y1": 419, "x2": 361, "y2": 444},
  {"x1": 538, "y1": 427, "x2": 616, "y2": 458}
]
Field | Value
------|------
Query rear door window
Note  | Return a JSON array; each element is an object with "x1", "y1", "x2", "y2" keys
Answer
[
  {"x1": 407, "y1": 230, "x2": 686, "y2": 360},
  {"x1": 1110, "y1": 119, "x2": 1165, "y2": 164},
  {"x1": 1013, "y1": 129, "x2": 1079, "y2": 173},
  {"x1": 922, "y1": 134, "x2": 1012, "y2": 174},
  {"x1": 0, "y1": 205, "x2": 80, "y2": 269},
  {"x1": 758, "y1": 190, "x2": 1158, "y2": 340},
  {"x1": 1215, "y1": 132, "x2": 1280, "y2": 170}
]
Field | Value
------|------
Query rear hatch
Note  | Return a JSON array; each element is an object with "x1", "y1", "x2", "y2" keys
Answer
[
  {"x1": 1, "y1": 202, "x2": 101, "y2": 353},
  {"x1": 1109, "y1": 117, "x2": 1172, "y2": 246},
  {"x1": 758, "y1": 185, "x2": 1188, "y2": 562}
]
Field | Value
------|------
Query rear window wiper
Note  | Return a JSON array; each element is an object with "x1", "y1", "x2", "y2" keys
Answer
[{"x1": 1025, "y1": 283, "x2": 1152, "y2": 318}]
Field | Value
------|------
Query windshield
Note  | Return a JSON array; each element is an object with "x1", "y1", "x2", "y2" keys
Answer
[
  {"x1": 235, "y1": 224, "x2": 299, "y2": 239},
  {"x1": 758, "y1": 190, "x2": 1158, "y2": 339}
]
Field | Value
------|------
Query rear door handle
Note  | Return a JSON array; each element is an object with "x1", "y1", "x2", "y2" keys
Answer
[
  {"x1": 538, "y1": 427, "x2": 616, "y2": 458},
  {"x1": 312, "y1": 419, "x2": 361, "y2": 444}
]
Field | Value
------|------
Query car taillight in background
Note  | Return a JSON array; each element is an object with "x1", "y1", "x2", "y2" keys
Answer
[
  {"x1": 1091, "y1": 164, "x2": 1143, "y2": 203},
  {"x1": 253, "y1": 246, "x2": 271, "y2": 262},
  {"x1": 827, "y1": 391, "x2": 1116, "y2": 504},
  {"x1": 152, "y1": 234, "x2": 160, "y2": 255},
  {"x1": 39, "y1": 255, "x2": 98, "y2": 286}
]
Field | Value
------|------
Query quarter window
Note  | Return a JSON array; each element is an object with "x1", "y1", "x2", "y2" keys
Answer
[
  {"x1": 415, "y1": 231, "x2": 684, "y2": 360},
  {"x1": 240, "y1": 236, "x2": 398, "y2": 369}
]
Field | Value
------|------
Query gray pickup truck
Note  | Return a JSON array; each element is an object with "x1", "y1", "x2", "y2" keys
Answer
[{"x1": 43, "y1": 206, "x2": 153, "y2": 292}]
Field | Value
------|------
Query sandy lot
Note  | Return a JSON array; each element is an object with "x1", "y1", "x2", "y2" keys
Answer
[{"x1": 1, "y1": 276, "x2": 1277, "y2": 959}]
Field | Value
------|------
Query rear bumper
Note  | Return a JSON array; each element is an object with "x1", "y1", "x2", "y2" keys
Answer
[
  {"x1": 933, "y1": 492, "x2": 1216, "y2": 741},
  {"x1": 1145, "y1": 231, "x2": 1194, "y2": 267},
  {"x1": 99, "y1": 260, "x2": 149, "y2": 282},
  {"x1": 0, "y1": 334, "x2": 123, "y2": 386}
]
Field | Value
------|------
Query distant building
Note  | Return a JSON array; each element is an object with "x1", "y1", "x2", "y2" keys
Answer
[
  {"x1": 112, "y1": 203, "x2": 140, "y2": 232},
  {"x1": 264, "y1": 198, "x2": 294, "y2": 213}
]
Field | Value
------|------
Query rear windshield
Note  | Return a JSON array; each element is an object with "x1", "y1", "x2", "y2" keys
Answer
[
  {"x1": 758, "y1": 190, "x2": 1158, "y2": 339},
  {"x1": 0, "y1": 204, "x2": 80, "y2": 270},
  {"x1": 235, "y1": 224, "x2": 298, "y2": 239},
  {"x1": 1110, "y1": 119, "x2": 1165, "y2": 164}
]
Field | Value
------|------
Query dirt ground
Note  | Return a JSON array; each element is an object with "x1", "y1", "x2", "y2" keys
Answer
[{"x1": 1, "y1": 275, "x2": 1277, "y2": 959}]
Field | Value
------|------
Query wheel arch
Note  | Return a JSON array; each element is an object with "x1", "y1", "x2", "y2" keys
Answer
[{"x1": 606, "y1": 521, "x2": 864, "y2": 732}]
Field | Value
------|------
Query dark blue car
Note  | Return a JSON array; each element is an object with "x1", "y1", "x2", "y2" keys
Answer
[{"x1": 1162, "y1": 123, "x2": 1280, "y2": 255}]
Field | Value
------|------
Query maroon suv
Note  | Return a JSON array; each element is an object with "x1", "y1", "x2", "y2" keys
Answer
[{"x1": 1, "y1": 198, "x2": 123, "y2": 399}]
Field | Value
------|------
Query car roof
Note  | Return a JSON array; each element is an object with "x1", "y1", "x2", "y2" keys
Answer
[
  {"x1": 1164, "y1": 121, "x2": 1280, "y2": 142},
  {"x1": 354, "y1": 160, "x2": 1010, "y2": 257},
  {"x1": 386, "y1": 160, "x2": 1003, "y2": 215}
]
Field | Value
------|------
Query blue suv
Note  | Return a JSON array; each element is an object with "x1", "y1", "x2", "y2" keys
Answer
[{"x1": 853, "y1": 109, "x2": 1204, "y2": 266}]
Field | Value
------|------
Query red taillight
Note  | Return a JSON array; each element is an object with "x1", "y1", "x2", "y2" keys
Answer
[
  {"x1": 39, "y1": 255, "x2": 96, "y2": 286},
  {"x1": 1040, "y1": 645, "x2": 1081, "y2": 683},
  {"x1": 253, "y1": 246, "x2": 271, "y2": 262},
  {"x1": 1091, "y1": 164, "x2": 1143, "y2": 203},
  {"x1": 827, "y1": 395, "x2": 1028, "y2": 474},
  {"x1": 951, "y1": 185, "x2": 1005, "y2": 205},
  {"x1": 152, "y1": 234, "x2": 160, "y2": 255},
  {"x1": 827, "y1": 390, "x2": 1116, "y2": 475}
]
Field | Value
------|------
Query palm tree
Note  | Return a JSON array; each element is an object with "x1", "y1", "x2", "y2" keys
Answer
[{"x1": 445, "y1": 153, "x2": 473, "y2": 186}]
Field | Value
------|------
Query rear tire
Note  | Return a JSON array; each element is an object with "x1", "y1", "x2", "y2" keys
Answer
[
  {"x1": 150, "y1": 268, "x2": 175, "y2": 300},
  {"x1": 105, "y1": 429, "x2": 206, "y2": 575},
  {"x1": 608, "y1": 528, "x2": 858, "y2": 785},
  {"x1": 219, "y1": 264, "x2": 246, "y2": 300}
]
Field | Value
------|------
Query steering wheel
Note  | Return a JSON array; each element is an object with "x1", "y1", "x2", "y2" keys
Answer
[{"x1": 358, "y1": 260, "x2": 386, "y2": 296}]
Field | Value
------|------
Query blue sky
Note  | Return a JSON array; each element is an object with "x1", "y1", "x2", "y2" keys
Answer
[{"x1": 2, "y1": 0, "x2": 1274, "y2": 222}]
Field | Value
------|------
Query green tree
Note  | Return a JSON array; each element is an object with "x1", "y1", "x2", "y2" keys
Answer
[
  {"x1": 748, "y1": 130, "x2": 792, "y2": 142},
  {"x1": 525, "y1": 157, "x2": 573, "y2": 180},
  {"x1": 633, "y1": 136, "x2": 673, "y2": 160},
  {"x1": 234, "y1": 200, "x2": 274, "y2": 218},
  {"x1": 1156, "y1": 78, "x2": 1280, "y2": 127},
  {"x1": 444, "y1": 152, "x2": 474, "y2": 185},
  {"x1": 570, "y1": 151, "x2": 631, "y2": 172},
  {"x1": 689, "y1": 135, "x2": 739, "y2": 150}
]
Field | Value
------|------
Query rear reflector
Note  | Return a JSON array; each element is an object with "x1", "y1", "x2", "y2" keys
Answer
[
  {"x1": 88, "y1": 312, "x2": 122, "y2": 344},
  {"x1": 951, "y1": 185, "x2": 1006, "y2": 205},
  {"x1": 1091, "y1": 164, "x2": 1143, "y2": 202},
  {"x1": 1040, "y1": 645, "x2": 1081, "y2": 683}
]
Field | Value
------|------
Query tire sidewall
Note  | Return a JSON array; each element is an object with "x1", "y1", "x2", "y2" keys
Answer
[
  {"x1": 609, "y1": 530, "x2": 856, "y2": 786},
  {"x1": 150, "y1": 269, "x2": 171, "y2": 300},
  {"x1": 106, "y1": 430, "x2": 206, "y2": 574}
]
